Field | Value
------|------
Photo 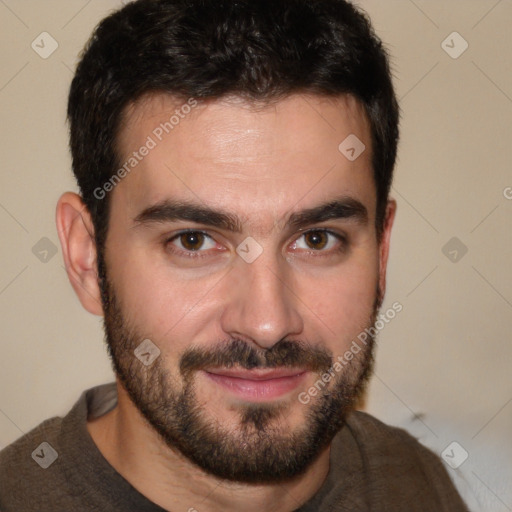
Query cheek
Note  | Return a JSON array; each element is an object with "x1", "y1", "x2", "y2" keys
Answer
[
  {"x1": 106, "y1": 245, "x2": 222, "y2": 349},
  {"x1": 298, "y1": 253, "x2": 379, "y2": 338}
]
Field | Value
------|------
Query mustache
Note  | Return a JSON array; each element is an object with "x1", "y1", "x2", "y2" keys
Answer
[{"x1": 180, "y1": 339, "x2": 333, "y2": 377}]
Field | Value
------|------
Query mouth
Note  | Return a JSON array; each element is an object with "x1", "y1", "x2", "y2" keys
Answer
[{"x1": 203, "y1": 368, "x2": 308, "y2": 402}]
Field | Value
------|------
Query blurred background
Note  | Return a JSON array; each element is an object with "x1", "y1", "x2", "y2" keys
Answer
[{"x1": 0, "y1": 1, "x2": 511, "y2": 510}]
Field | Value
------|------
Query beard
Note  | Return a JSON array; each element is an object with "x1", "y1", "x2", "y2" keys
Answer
[{"x1": 99, "y1": 270, "x2": 380, "y2": 484}]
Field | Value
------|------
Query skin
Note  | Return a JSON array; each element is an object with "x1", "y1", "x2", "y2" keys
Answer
[{"x1": 56, "y1": 93, "x2": 396, "y2": 511}]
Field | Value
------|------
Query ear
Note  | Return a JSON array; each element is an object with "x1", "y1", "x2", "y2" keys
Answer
[
  {"x1": 56, "y1": 192, "x2": 104, "y2": 316},
  {"x1": 378, "y1": 199, "x2": 397, "y2": 301}
]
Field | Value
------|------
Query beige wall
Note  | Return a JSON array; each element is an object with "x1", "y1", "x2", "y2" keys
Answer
[{"x1": 0, "y1": 1, "x2": 510, "y2": 509}]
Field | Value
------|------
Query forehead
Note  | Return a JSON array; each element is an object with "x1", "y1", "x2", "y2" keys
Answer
[{"x1": 113, "y1": 92, "x2": 375, "y2": 228}]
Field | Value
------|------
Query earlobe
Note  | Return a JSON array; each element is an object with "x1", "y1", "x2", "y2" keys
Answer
[
  {"x1": 56, "y1": 192, "x2": 104, "y2": 316},
  {"x1": 378, "y1": 199, "x2": 397, "y2": 301}
]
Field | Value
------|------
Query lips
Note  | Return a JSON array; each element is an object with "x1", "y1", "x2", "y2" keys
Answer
[{"x1": 203, "y1": 368, "x2": 307, "y2": 402}]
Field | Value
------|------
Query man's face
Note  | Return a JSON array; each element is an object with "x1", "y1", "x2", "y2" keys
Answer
[{"x1": 99, "y1": 93, "x2": 388, "y2": 482}]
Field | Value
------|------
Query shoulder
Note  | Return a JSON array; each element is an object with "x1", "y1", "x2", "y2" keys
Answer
[
  {"x1": 0, "y1": 415, "x2": 64, "y2": 506},
  {"x1": 344, "y1": 410, "x2": 445, "y2": 470},
  {"x1": 0, "y1": 414, "x2": 63, "y2": 466},
  {"x1": 340, "y1": 411, "x2": 470, "y2": 510},
  {"x1": 345, "y1": 410, "x2": 434, "y2": 454}
]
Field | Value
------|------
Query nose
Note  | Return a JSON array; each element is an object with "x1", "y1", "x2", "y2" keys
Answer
[{"x1": 219, "y1": 252, "x2": 304, "y2": 350}]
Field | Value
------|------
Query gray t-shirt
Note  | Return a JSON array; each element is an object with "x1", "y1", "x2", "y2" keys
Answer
[{"x1": 0, "y1": 383, "x2": 469, "y2": 511}]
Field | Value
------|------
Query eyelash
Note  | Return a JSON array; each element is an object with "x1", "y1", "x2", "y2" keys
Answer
[
  {"x1": 164, "y1": 230, "x2": 221, "y2": 260},
  {"x1": 164, "y1": 229, "x2": 348, "y2": 259}
]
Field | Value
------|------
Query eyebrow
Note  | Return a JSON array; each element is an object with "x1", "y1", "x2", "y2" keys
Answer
[{"x1": 133, "y1": 197, "x2": 368, "y2": 233}]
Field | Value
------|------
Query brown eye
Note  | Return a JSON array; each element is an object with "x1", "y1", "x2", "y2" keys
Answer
[
  {"x1": 165, "y1": 230, "x2": 222, "y2": 260},
  {"x1": 291, "y1": 229, "x2": 344, "y2": 255},
  {"x1": 304, "y1": 230, "x2": 328, "y2": 250},
  {"x1": 179, "y1": 232, "x2": 206, "y2": 251}
]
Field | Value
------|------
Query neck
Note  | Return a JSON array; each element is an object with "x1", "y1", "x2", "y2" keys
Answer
[{"x1": 87, "y1": 380, "x2": 331, "y2": 512}]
